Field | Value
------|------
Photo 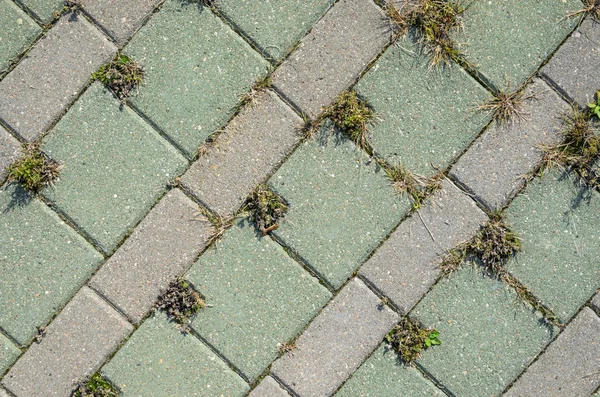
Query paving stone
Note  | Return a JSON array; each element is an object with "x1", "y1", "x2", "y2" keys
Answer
[
  {"x1": 412, "y1": 265, "x2": 556, "y2": 397},
  {"x1": 0, "y1": 14, "x2": 116, "y2": 141},
  {"x1": 459, "y1": 0, "x2": 580, "y2": 88},
  {"x1": 81, "y1": 0, "x2": 161, "y2": 44},
  {"x1": 269, "y1": 124, "x2": 412, "y2": 289},
  {"x1": 0, "y1": 126, "x2": 21, "y2": 183},
  {"x1": 0, "y1": 387, "x2": 9, "y2": 397},
  {"x1": 180, "y1": 89, "x2": 301, "y2": 217},
  {"x1": 504, "y1": 307, "x2": 600, "y2": 397},
  {"x1": 542, "y1": 18, "x2": 600, "y2": 107},
  {"x1": 271, "y1": 278, "x2": 398, "y2": 397},
  {"x1": 505, "y1": 169, "x2": 600, "y2": 322},
  {"x1": 593, "y1": 293, "x2": 600, "y2": 312},
  {"x1": 102, "y1": 312, "x2": 249, "y2": 397},
  {"x1": 124, "y1": 0, "x2": 269, "y2": 158},
  {"x1": 1, "y1": 287, "x2": 133, "y2": 397},
  {"x1": 355, "y1": 39, "x2": 491, "y2": 175},
  {"x1": 360, "y1": 179, "x2": 487, "y2": 314},
  {"x1": 186, "y1": 222, "x2": 331, "y2": 381},
  {"x1": 450, "y1": 77, "x2": 569, "y2": 210},
  {"x1": 0, "y1": 0, "x2": 41, "y2": 73},
  {"x1": 248, "y1": 376, "x2": 289, "y2": 397},
  {"x1": 41, "y1": 82, "x2": 187, "y2": 253},
  {"x1": 90, "y1": 189, "x2": 211, "y2": 324},
  {"x1": 0, "y1": 333, "x2": 20, "y2": 377},
  {"x1": 272, "y1": 0, "x2": 390, "y2": 118},
  {"x1": 0, "y1": 184, "x2": 103, "y2": 346},
  {"x1": 218, "y1": 0, "x2": 334, "y2": 61},
  {"x1": 335, "y1": 344, "x2": 444, "y2": 397},
  {"x1": 15, "y1": 0, "x2": 63, "y2": 23}
]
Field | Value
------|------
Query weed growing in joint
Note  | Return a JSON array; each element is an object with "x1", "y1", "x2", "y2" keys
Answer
[
  {"x1": 155, "y1": 280, "x2": 205, "y2": 330},
  {"x1": 64, "y1": 0, "x2": 82, "y2": 12},
  {"x1": 245, "y1": 184, "x2": 288, "y2": 235},
  {"x1": 566, "y1": 0, "x2": 600, "y2": 21},
  {"x1": 279, "y1": 340, "x2": 296, "y2": 354},
  {"x1": 588, "y1": 90, "x2": 600, "y2": 120},
  {"x1": 326, "y1": 90, "x2": 374, "y2": 151},
  {"x1": 72, "y1": 373, "x2": 119, "y2": 397},
  {"x1": 386, "y1": 317, "x2": 441, "y2": 364},
  {"x1": 91, "y1": 55, "x2": 144, "y2": 101},
  {"x1": 7, "y1": 142, "x2": 62, "y2": 192},
  {"x1": 385, "y1": 163, "x2": 443, "y2": 209},
  {"x1": 475, "y1": 85, "x2": 536, "y2": 125},
  {"x1": 240, "y1": 75, "x2": 273, "y2": 105}
]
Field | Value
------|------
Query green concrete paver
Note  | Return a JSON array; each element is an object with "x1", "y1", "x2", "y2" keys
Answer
[
  {"x1": 460, "y1": 0, "x2": 580, "y2": 88},
  {"x1": 355, "y1": 42, "x2": 491, "y2": 175},
  {"x1": 218, "y1": 0, "x2": 334, "y2": 61},
  {"x1": 42, "y1": 82, "x2": 187, "y2": 254},
  {"x1": 269, "y1": 124, "x2": 412, "y2": 289},
  {"x1": 0, "y1": 184, "x2": 103, "y2": 346},
  {"x1": 187, "y1": 222, "x2": 331, "y2": 381},
  {"x1": 335, "y1": 344, "x2": 444, "y2": 397},
  {"x1": 0, "y1": 333, "x2": 20, "y2": 376},
  {"x1": 506, "y1": 170, "x2": 600, "y2": 322},
  {"x1": 124, "y1": 0, "x2": 269, "y2": 158},
  {"x1": 102, "y1": 313, "x2": 249, "y2": 397},
  {"x1": 0, "y1": 0, "x2": 40, "y2": 73},
  {"x1": 412, "y1": 265, "x2": 556, "y2": 397},
  {"x1": 16, "y1": 0, "x2": 63, "y2": 23}
]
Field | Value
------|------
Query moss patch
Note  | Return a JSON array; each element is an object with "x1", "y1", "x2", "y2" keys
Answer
[
  {"x1": 7, "y1": 142, "x2": 62, "y2": 192},
  {"x1": 246, "y1": 184, "x2": 288, "y2": 235},
  {"x1": 386, "y1": 316, "x2": 441, "y2": 364},
  {"x1": 72, "y1": 373, "x2": 119, "y2": 397},
  {"x1": 325, "y1": 90, "x2": 374, "y2": 151},
  {"x1": 91, "y1": 54, "x2": 144, "y2": 101},
  {"x1": 155, "y1": 279, "x2": 205, "y2": 330}
]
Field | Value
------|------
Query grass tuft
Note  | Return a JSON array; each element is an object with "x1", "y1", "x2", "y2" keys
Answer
[
  {"x1": 566, "y1": 0, "x2": 600, "y2": 21},
  {"x1": 245, "y1": 184, "x2": 288, "y2": 235},
  {"x1": 155, "y1": 279, "x2": 205, "y2": 330},
  {"x1": 386, "y1": 316, "x2": 441, "y2": 364},
  {"x1": 385, "y1": 163, "x2": 443, "y2": 209},
  {"x1": 475, "y1": 86, "x2": 536, "y2": 125},
  {"x1": 72, "y1": 373, "x2": 119, "y2": 397},
  {"x1": 240, "y1": 76, "x2": 273, "y2": 106},
  {"x1": 91, "y1": 55, "x2": 144, "y2": 101},
  {"x1": 7, "y1": 142, "x2": 62, "y2": 192},
  {"x1": 326, "y1": 90, "x2": 374, "y2": 150}
]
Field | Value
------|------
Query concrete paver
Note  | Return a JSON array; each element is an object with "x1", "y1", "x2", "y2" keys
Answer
[
  {"x1": 0, "y1": 126, "x2": 21, "y2": 183},
  {"x1": 0, "y1": 333, "x2": 20, "y2": 378},
  {"x1": 0, "y1": 0, "x2": 41, "y2": 73},
  {"x1": 16, "y1": 0, "x2": 63, "y2": 24},
  {"x1": 248, "y1": 376, "x2": 290, "y2": 397}
]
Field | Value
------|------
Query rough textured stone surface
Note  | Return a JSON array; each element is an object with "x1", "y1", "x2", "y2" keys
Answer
[
  {"x1": 360, "y1": 179, "x2": 487, "y2": 314},
  {"x1": 181, "y1": 90, "x2": 301, "y2": 217},
  {"x1": 90, "y1": 189, "x2": 211, "y2": 324},
  {"x1": 0, "y1": 387, "x2": 9, "y2": 397},
  {"x1": 270, "y1": 125, "x2": 411, "y2": 289},
  {"x1": 355, "y1": 40, "x2": 491, "y2": 175},
  {"x1": 0, "y1": 184, "x2": 103, "y2": 346},
  {"x1": 124, "y1": 0, "x2": 268, "y2": 158},
  {"x1": 459, "y1": 0, "x2": 580, "y2": 88},
  {"x1": 102, "y1": 312, "x2": 249, "y2": 397},
  {"x1": 272, "y1": 0, "x2": 390, "y2": 118},
  {"x1": 81, "y1": 0, "x2": 161, "y2": 44},
  {"x1": 505, "y1": 307, "x2": 600, "y2": 397},
  {"x1": 0, "y1": 126, "x2": 21, "y2": 183},
  {"x1": 15, "y1": 0, "x2": 63, "y2": 23},
  {"x1": 42, "y1": 82, "x2": 187, "y2": 254},
  {"x1": 219, "y1": 0, "x2": 334, "y2": 61},
  {"x1": 187, "y1": 222, "x2": 331, "y2": 381},
  {"x1": 335, "y1": 344, "x2": 444, "y2": 397},
  {"x1": 271, "y1": 278, "x2": 398, "y2": 397},
  {"x1": 413, "y1": 265, "x2": 556, "y2": 397},
  {"x1": 0, "y1": 0, "x2": 41, "y2": 73},
  {"x1": 505, "y1": 170, "x2": 600, "y2": 322},
  {"x1": 593, "y1": 293, "x2": 600, "y2": 312},
  {"x1": 1, "y1": 287, "x2": 133, "y2": 397},
  {"x1": 542, "y1": 18, "x2": 600, "y2": 107},
  {"x1": 0, "y1": 14, "x2": 116, "y2": 141},
  {"x1": 451, "y1": 78, "x2": 569, "y2": 209},
  {"x1": 0, "y1": 333, "x2": 20, "y2": 377},
  {"x1": 248, "y1": 376, "x2": 290, "y2": 397}
]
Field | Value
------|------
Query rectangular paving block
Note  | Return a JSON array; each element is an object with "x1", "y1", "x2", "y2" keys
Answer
[
  {"x1": 0, "y1": 333, "x2": 20, "y2": 377},
  {"x1": 458, "y1": 0, "x2": 579, "y2": 88},
  {"x1": 248, "y1": 376, "x2": 289, "y2": 397},
  {"x1": 186, "y1": 222, "x2": 331, "y2": 381},
  {"x1": 15, "y1": 0, "x2": 63, "y2": 23},
  {"x1": 0, "y1": 184, "x2": 103, "y2": 346},
  {"x1": 271, "y1": 278, "x2": 398, "y2": 397},
  {"x1": 180, "y1": 89, "x2": 301, "y2": 217},
  {"x1": 102, "y1": 312, "x2": 249, "y2": 397},
  {"x1": 505, "y1": 169, "x2": 600, "y2": 322},
  {"x1": 272, "y1": 0, "x2": 390, "y2": 118},
  {"x1": 505, "y1": 307, "x2": 600, "y2": 397},
  {"x1": 124, "y1": 0, "x2": 269, "y2": 158},
  {"x1": 81, "y1": 0, "x2": 161, "y2": 44},
  {"x1": 412, "y1": 265, "x2": 556, "y2": 397},
  {"x1": 542, "y1": 18, "x2": 600, "y2": 107},
  {"x1": 335, "y1": 344, "x2": 444, "y2": 397},
  {"x1": 42, "y1": 82, "x2": 187, "y2": 254},
  {"x1": 269, "y1": 124, "x2": 412, "y2": 289},
  {"x1": 451, "y1": 77, "x2": 569, "y2": 210},
  {"x1": 0, "y1": 126, "x2": 21, "y2": 183},
  {"x1": 1, "y1": 287, "x2": 133, "y2": 397},
  {"x1": 218, "y1": 0, "x2": 334, "y2": 61},
  {"x1": 0, "y1": 0, "x2": 41, "y2": 73},
  {"x1": 355, "y1": 38, "x2": 492, "y2": 175},
  {"x1": 360, "y1": 179, "x2": 487, "y2": 314},
  {"x1": 0, "y1": 13, "x2": 116, "y2": 141},
  {"x1": 90, "y1": 188, "x2": 212, "y2": 324}
]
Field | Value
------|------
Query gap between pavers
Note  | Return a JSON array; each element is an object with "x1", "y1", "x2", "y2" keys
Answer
[
  {"x1": 0, "y1": 333, "x2": 20, "y2": 379},
  {"x1": 1, "y1": 287, "x2": 133, "y2": 397},
  {"x1": 0, "y1": 13, "x2": 116, "y2": 141},
  {"x1": 271, "y1": 278, "x2": 398, "y2": 397},
  {"x1": 248, "y1": 376, "x2": 291, "y2": 397}
]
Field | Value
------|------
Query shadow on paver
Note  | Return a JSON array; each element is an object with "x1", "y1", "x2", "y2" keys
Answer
[{"x1": 2, "y1": 183, "x2": 33, "y2": 213}]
